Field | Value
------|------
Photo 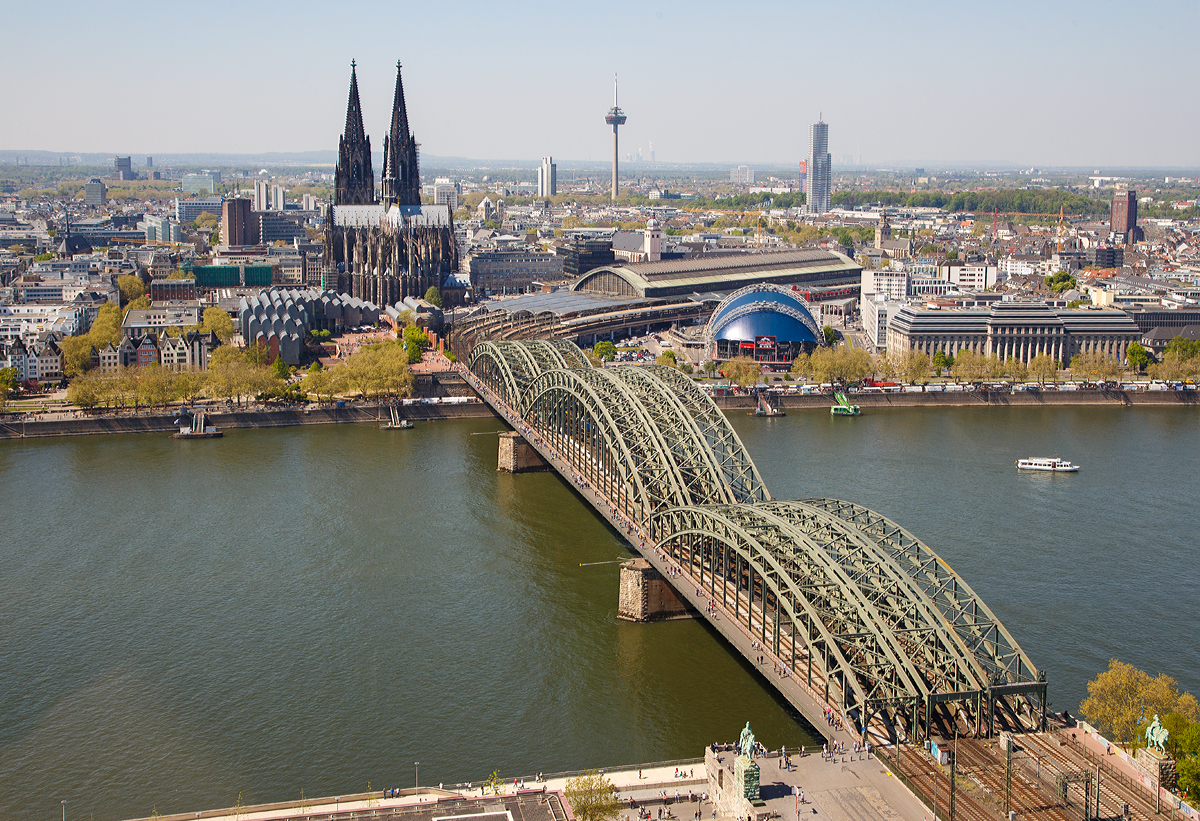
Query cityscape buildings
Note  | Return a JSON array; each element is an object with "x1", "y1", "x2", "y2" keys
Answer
[
  {"x1": 807, "y1": 119, "x2": 831, "y2": 214},
  {"x1": 1111, "y1": 189, "x2": 1144, "y2": 245}
]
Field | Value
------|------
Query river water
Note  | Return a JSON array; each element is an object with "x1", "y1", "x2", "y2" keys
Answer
[{"x1": 1, "y1": 405, "x2": 1196, "y2": 821}]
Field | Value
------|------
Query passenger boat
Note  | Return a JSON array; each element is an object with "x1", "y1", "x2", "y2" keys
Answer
[
  {"x1": 381, "y1": 406, "x2": 414, "y2": 429},
  {"x1": 173, "y1": 411, "x2": 222, "y2": 439},
  {"x1": 1015, "y1": 457, "x2": 1079, "y2": 472},
  {"x1": 830, "y1": 392, "x2": 860, "y2": 417}
]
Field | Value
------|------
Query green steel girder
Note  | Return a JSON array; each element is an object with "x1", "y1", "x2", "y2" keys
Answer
[
  {"x1": 607, "y1": 367, "x2": 735, "y2": 508},
  {"x1": 520, "y1": 367, "x2": 688, "y2": 524},
  {"x1": 642, "y1": 365, "x2": 770, "y2": 504},
  {"x1": 650, "y1": 504, "x2": 913, "y2": 718},
  {"x1": 801, "y1": 499, "x2": 1041, "y2": 688},
  {"x1": 760, "y1": 502, "x2": 985, "y2": 697}
]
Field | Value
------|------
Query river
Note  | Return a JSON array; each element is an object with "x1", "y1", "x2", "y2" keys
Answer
[{"x1": 0, "y1": 405, "x2": 1196, "y2": 821}]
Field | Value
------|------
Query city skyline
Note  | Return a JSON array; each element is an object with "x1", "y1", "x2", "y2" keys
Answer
[{"x1": 0, "y1": 0, "x2": 1198, "y2": 167}]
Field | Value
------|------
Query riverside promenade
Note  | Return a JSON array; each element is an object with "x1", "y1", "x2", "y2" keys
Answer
[{"x1": 121, "y1": 753, "x2": 928, "y2": 821}]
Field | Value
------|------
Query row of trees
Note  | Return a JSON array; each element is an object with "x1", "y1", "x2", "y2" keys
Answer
[
  {"x1": 300, "y1": 340, "x2": 414, "y2": 401},
  {"x1": 1081, "y1": 660, "x2": 1200, "y2": 796},
  {"x1": 60, "y1": 303, "x2": 236, "y2": 378},
  {"x1": 66, "y1": 344, "x2": 293, "y2": 409},
  {"x1": 832, "y1": 188, "x2": 1107, "y2": 216}
]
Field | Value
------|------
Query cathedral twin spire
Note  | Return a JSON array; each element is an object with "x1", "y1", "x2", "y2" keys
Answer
[{"x1": 333, "y1": 60, "x2": 420, "y2": 208}]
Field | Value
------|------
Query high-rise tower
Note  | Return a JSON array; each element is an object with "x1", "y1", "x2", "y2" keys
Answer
[
  {"x1": 604, "y1": 75, "x2": 627, "y2": 201},
  {"x1": 1110, "y1": 189, "x2": 1142, "y2": 244},
  {"x1": 381, "y1": 62, "x2": 422, "y2": 208},
  {"x1": 538, "y1": 156, "x2": 557, "y2": 198},
  {"x1": 334, "y1": 61, "x2": 374, "y2": 205},
  {"x1": 807, "y1": 119, "x2": 831, "y2": 215}
]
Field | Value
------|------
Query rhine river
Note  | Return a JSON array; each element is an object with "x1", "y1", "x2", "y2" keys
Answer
[{"x1": 1, "y1": 405, "x2": 1197, "y2": 821}]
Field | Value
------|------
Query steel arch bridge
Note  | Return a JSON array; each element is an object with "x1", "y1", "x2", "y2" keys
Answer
[{"x1": 466, "y1": 340, "x2": 1046, "y2": 742}]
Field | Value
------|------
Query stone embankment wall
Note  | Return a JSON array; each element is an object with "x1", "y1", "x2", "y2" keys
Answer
[
  {"x1": 0, "y1": 373, "x2": 496, "y2": 440},
  {"x1": 713, "y1": 389, "x2": 1200, "y2": 411}
]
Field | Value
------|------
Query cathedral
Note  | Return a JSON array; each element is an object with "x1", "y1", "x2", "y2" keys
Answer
[{"x1": 324, "y1": 61, "x2": 458, "y2": 305}]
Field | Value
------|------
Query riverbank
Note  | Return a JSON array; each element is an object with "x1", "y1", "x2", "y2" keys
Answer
[
  {"x1": 0, "y1": 402, "x2": 498, "y2": 440},
  {"x1": 713, "y1": 387, "x2": 1200, "y2": 410}
]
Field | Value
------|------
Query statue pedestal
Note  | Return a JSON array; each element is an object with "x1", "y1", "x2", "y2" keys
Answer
[
  {"x1": 705, "y1": 748, "x2": 763, "y2": 821},
  {"x1": 1136, "y1": 748, "x2": 1178, "y2": 792}
]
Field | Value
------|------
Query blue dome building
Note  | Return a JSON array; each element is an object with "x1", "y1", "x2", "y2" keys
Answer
[{"x1": 705, "y1": 283, "x2": 824, "y2": 365}]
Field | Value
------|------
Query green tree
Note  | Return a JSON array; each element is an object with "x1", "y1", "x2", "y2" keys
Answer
[
  {"x1": 822, "y1": 325, "x2": 837, "y2": 346},
  {"x1": 702, "y1": 359, "x2": 718, "y2": 376},
  {"x1": 789, "y1": 353, "x2": 810, "y2": 379},
  {"x1": 1043, "y1": 271, "x2": 1077, "y2": 294},
  {"x1": 1080, "y1": 659, "x2": 1194, "y2": 749},
  {"x1": 1179, "y1": 755, "x2": 1200, "y2": 798},
  {"x1": 1164, "y1": 335, "x2": 1200, "y2": 361},
  {"x1": 1125, "y1": 342, "x2": 1154, "y2": 373},
  {"x1": 423, "y1": 286, "x2": 443, "y2": 308},
  {"x1": 593, "y1": 341, "x2": 617, "y2": 361},
  {"x1": 270, "y1": 356, "x2": 291, "y2": 381},
  {"x1": 1028, "y1": 353, "x2": 1059, "y2": 384},
  {"x1": 116, "y1": 274, "x2": 147, "y2": 305},
  {"x1": 722, "y1": 356, "x2": 761, "y2": 388},
  {"x1": 655, "y1": 349, "x2": 678, "y2": 368},
  {"x1": 203, "y1": 307, "x2": 236, "y2": 343},
  {"x1": 564, "y1": 770, "x2": 621, "y2": 821},
  {"x1": 932, "y1": 350, "x2": 950, "y2": 376}
]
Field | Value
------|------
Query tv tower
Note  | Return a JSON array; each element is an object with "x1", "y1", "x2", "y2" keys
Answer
[{"x1": 604, "y1": 74, "x2": 627, "y2": 201}]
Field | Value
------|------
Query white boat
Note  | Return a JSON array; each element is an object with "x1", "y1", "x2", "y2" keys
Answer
[{"x1": 1015, "y1": 457, "x2": 1079, "y2": 472}]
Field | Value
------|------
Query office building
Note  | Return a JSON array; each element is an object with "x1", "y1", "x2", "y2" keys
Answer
[
  {"x1": 142, "y1": 214, "x2": 184, "y2": 244},
  {"x1": 807, "y1": 120, "x2": 831, "y2": 214},
  {"x1": 182, "y1": 172, "x2": 221, "y2": 195},
  {"x1": 1110, "y1": 190, "x2": 1143, "y2": 244},
  {"x1": 146, "y1": 157, "x2": 153, "y2": 167},
  {"x1": 467, "y1": 249, "x2": 565, "y2": 294},
  {"x1": 730, "y1": 165, "x2": 755, "y2": 185},
  {"x1": 1087, "y1": 247, "x2": 1124, "y2": 269},
  {"x1": 886, "y1": 301, "x2": 1141, "y2": 364},
  {"x1": 272, "y1": 184, "x2": 285, "y2": 211},
  {"x1": 254, "y1": 180, "x2": 270, "y2": 212},
  {"x1": 432, "y1": 178, "x2": 458, "y2": 211},
  {"x1": 176, "y1": 196, "x2": 224, "y2": 224},
  {"x1": 538, "y1": 156, "x2": 557, "y2": 198},
  {"x1": 84, "y1": 179, "x2": 108, "y2": 207},
  {"x1": 114, "y1": 156, "x2": 133, "y2": 180},
  {"x1": 221, "y1": 198, "x2": 257, "y2": 246},
  {"x1": 302, "y1": 194, "x2": 319, "y2": 211}
]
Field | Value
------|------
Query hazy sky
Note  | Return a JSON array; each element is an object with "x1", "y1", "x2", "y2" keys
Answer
[{"x1": 2, "y1": 0, "x2": 1197, "y2": 168}]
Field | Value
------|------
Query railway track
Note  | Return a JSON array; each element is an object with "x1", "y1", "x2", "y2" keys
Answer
[
  {"x1": 1020, "y1": 731, "x2": 1167, "y2": 821},
  {"x1": 951, "y1": 738, "x2": 1076, "y2": 821},
  {"x1": 887, "y1": 743, "x2": 992, "y2": 821}
]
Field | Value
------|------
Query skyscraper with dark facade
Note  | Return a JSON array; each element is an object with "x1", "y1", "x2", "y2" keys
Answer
[
  {"x1": 807, "y1": 120, "x2": 831, "y2": 215},
  {"x1": 1110, "y1": 189, "x2": 1143, "y2": 245},
  {"x1": 324, "y1": 61, "x2": 457, "y2": 305}
]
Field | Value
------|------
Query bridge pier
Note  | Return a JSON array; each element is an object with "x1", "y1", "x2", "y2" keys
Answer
[
  {"x1": 617, "y1": 558, "x2": 693, "y2": 622},
  {"x1": 497, "y1": 432, "x2": 548, "y2": 473}
]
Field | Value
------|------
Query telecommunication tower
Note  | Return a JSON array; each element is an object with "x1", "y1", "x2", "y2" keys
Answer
[{"x1": 605, "y1": 74, "x2": 627, "y2": 201}]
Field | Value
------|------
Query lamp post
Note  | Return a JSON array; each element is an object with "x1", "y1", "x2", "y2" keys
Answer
[
  {"x1": 415, "y1": 761, "x2": 420, "y2": 791},
  {"x1": 61, "y1": 800, "x2": 67, "y2": 821}
]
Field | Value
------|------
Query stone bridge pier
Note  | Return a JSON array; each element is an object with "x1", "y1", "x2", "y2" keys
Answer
[{"x1": 618, "y1": 558, "x2": 693, "y2": 622}]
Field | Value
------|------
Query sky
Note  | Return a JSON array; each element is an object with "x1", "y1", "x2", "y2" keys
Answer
[{"x1": 1, "y1": 0, "x2": 1198, "y2": 169}]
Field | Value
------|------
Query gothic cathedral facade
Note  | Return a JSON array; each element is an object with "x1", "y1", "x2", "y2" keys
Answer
[{"x1": 324, "y1": 62, "x2": 457, "y2": 306}]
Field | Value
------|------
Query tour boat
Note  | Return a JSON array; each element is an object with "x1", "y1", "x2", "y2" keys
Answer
[{"x1": 1015, "y1": 457, "x2": 1079, "y2": 472}]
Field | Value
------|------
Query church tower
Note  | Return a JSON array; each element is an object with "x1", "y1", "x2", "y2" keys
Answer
[
  {"x1": 334, "y1": 61, "x2": 374, "y2": 205},
  {"x1": 380, "y1": 62, "x2": 422, "y2": 208}
]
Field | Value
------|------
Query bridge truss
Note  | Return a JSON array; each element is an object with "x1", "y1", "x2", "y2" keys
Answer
[{"x1": 467, "y1": 340, "x2": 1046, "y2": 742}]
